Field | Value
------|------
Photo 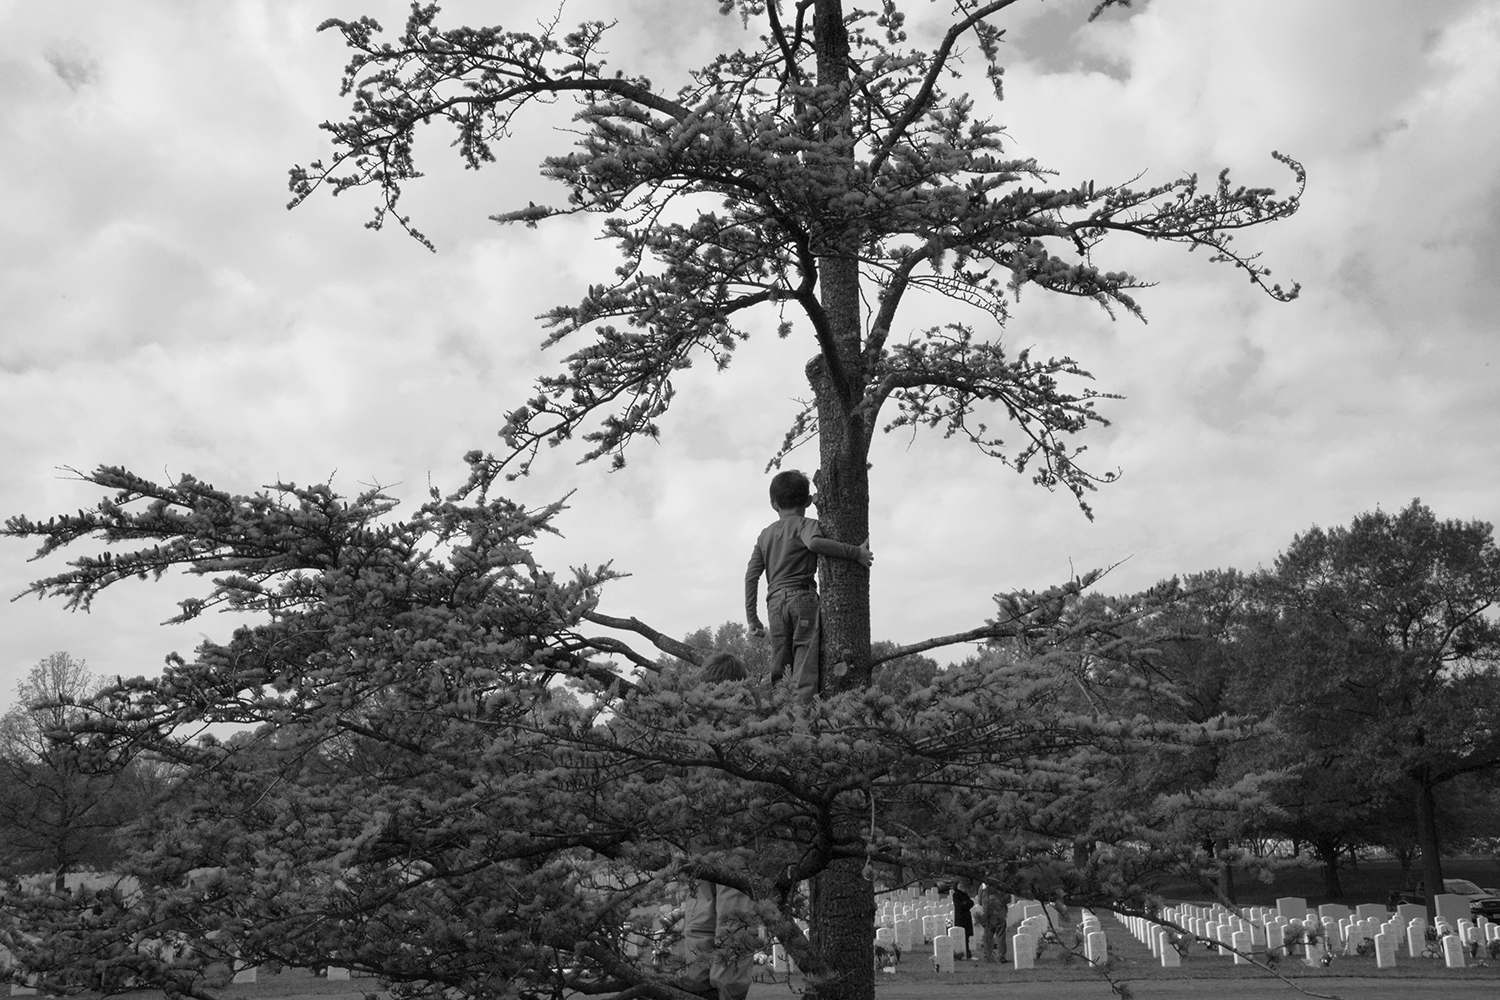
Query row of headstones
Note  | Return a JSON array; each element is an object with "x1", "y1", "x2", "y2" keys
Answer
[
  {"x1": 1116, "y1": 895, "x2": 1500, "y2": 971},
  {"x1": 875, "y1": 888, "x2": 953, "y2": 952},
  {"x1": 874, "y1": 896, "x2": 1107, "y2": 973},
  {"x1": 1012, "y1": 908, "x2": 1106, "y2": 972}
]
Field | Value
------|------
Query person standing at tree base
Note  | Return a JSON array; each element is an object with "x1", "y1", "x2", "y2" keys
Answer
[{"x1": 745, "y1": 471, "x2": 872, "y2": 704}]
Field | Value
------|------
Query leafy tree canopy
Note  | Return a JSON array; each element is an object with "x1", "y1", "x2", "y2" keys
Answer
[
  {"x1": 291, "y1": 0, "x2": 1301, "y2": 508},
  {"x1": 1250, "y1": 499, "x2": 1500, "y2": 912},
  {"x1": 1, "y1": 467, "x2": 1271, "y2": 1000}
]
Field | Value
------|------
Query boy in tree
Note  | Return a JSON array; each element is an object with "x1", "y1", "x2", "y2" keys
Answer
[{"x1": 745, "y1": 470, "x2": 873, "y2": 704}]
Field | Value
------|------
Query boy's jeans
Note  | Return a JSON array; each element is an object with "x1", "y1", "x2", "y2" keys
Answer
[{"x1": 768, "y1": 587, "x2": 820, "y2": 704}]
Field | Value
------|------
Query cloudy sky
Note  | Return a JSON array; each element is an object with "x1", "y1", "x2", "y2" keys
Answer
[{"x1": 2, "y1": 0, "x2": 1497, "y2": 710}]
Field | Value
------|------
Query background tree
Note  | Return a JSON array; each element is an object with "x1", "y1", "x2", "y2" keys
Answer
[
  {"x1": 289, "y1": 3, "x2": 1301, "y2": 983},
  {"x1": 0, "y1": 652, "x2": 153, "y2": 890},
  {"x1": 1253, "y1": 499, "x2": 1500, "y2": 915}
]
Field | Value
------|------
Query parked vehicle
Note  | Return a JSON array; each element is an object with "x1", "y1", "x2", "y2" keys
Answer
[
  {"x1": 1389, "y1": 879, "x2": 1500, "y2": 919},
  {"x1": 1441, "y1": 879, "x2": 1500, "y2": 920}
]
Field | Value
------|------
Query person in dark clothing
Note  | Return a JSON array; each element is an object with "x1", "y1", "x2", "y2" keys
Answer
[{"x1": 951, "y1": 882, "x2": 975, "y2": 960}]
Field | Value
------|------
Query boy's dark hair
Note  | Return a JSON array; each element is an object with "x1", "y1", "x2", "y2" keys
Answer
[
  {"x1": 769, "y1": 470, "x2": 812, "y2": 510},
  {"x1": 700, "y1": 651, "x2": 747, "y2": 683}
]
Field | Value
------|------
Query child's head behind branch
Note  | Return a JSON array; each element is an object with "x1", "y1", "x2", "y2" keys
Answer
[{"x1": 700, "y1": 651, "x2": 747, "y2": 683}]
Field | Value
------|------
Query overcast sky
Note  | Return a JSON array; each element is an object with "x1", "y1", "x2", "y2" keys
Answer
[{"x1": 2, "y1": 0, "x2": 1497, "y2": 711}]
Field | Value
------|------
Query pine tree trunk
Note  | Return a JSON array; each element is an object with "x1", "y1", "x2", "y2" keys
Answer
[
  {"x1": 804, "y1": 5, "x2": 876, "y2": 998},
  {"x1": 813, "y1": 389, "x2": 871, "y2": 694},
  {"x1": 807, "y1": 858, "x2": 875, "y2": 1000}
]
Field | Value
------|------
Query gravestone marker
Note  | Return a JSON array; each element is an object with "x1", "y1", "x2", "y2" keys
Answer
[
  {"x1": 1406, "y1": 919, "x2": 1427, "y2": 959},
  {"x1": 1318, "y1": 903, "x2": 1352, "y2": 924},
  {"x1": 1395, "y1": 903, "x2": 1425, "y2": 926},
  {"x1": 1276, "y1": 897, "x2": 1308, "y2": 921},
  {"x1": 1374, "y1": 931, "x2": 1397, "y2": 969},
  {"x1": 1012, "y1": 933, "x2": 1035, "y2": 970},
  {"x1": 1086, "y1": 930, "x2": 1106, "y2": 966},
  {"x1": 1231, "y1": 929, "x2": 1251, "y2": 964},
  {"x1": 1434, "y1": 894, "x2": 1471, "y2": 928},
  {"x1": 932, "y1": 935, "x2": 955, "y2": 973},
  {"x1": 1443, "y1": 933, "x2": 1466, "y2": 968}
]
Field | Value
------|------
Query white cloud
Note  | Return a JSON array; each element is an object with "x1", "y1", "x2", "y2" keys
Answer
[{"x1": 2, "y1": 0, "x2": 1498, "y2": 705}]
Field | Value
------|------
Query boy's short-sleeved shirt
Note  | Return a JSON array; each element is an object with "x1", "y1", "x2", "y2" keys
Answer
[{"x1": 744, "y1": 515, "x2": 860, "y2": 624}]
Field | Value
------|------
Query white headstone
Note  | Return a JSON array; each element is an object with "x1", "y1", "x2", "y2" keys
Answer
[
  {"x1": 232, "y1": 967, "x2": 258, "y2": 984},
  {"x1": 1276, "y1": 897, "x2": 1308, "y2": 921},
  {"x1": 326, "y1": 968, "x2": 351, "y2": 981},
  {"x1": 1374, "y1": 931, "x2": 1397, "y2": 969},
  {"x1": 1434, "y1": 894, "x2": 1471, "y2": 928},
  {"x1": 1318, "y1": 903, "x2": 1352, "y2": 924},
  {"x1": 1329, "y1": 917, "x2": 1348, "y2": 953},
  {"x1": 1231, "y1": 929, "x2": 1251, "y2": 964},
  {"x1": 932, "y1": 935, "x2": 955, "y2": 973},
  {"x1": 1443, "y1": 933, "x2": 1466, "y2": 968},
  {"x1": 1086, "y1": 930, "x2": 1106, "y2": 966},
  {"x1": 1406, "y1": 919, "x2": 1427, "y2": 958},
  {"x1": 1160, "y1": 936, "x2": 1181, "y2": 967},
  {"x1": 894, "y1": 918, "x2": 914, "y2": 950},
  {"x1": 1012, "y1": 933, "x2": 1035, "y2": 970},
  {"x1": 1395, "y1": 903, "x2": 1425, "y2": 925},
  {"x1": 1355, "y1": 903, "x2": 1387, "y2": 921}
]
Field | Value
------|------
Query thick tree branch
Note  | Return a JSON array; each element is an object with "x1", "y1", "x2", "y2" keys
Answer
[
  {"x1": 583, "y1": 611, "x2": 706, "y2": 666},
  {"x1": 868, "y1": 623, "x2": 1016, "y2": 668}
]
